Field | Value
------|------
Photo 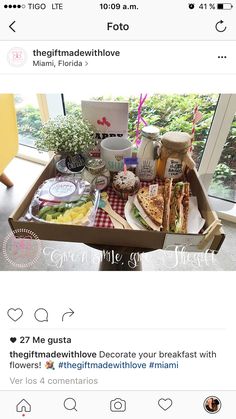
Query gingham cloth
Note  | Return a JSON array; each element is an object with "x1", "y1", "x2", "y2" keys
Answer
[{"x1": 94, "y1": 179, "x2": 165, "y2": 229}]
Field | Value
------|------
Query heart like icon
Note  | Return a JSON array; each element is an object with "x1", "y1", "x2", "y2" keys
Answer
[
  {"x1": 7, "y1": 308, "x2": 23, "y2": 322},
  {"x1": 10, "y1": 337, "x2": 17, "y2": 343},
  {"x1": 158, "y1": 398, "x2": 173, "y2": 411}
]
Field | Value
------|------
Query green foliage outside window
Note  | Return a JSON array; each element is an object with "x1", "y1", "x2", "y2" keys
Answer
[
  {"x1": 16, "y1": 104, "x2": 42, "y2": 140},
  {"x1": 16, "y1": 94, "x2": 235, "y2": 194}
]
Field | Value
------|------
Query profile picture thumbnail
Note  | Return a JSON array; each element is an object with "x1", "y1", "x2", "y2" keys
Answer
[{"x1": 204, "y1": 396, "x2": 221, "y2": 414}]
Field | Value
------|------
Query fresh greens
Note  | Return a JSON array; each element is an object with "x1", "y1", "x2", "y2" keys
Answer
[
  {"x1": 38, "y1": 195, "x2": 91, "y2": 220},
  {"x1": 173, "y1": 182, "x2": 184, "y2": 195},
  {"x1": 169, "y1": 183, "x2": 184, "y2": 233},
  {"x1": 132, "y1": 206, "x2": 151, "y2": 230}
]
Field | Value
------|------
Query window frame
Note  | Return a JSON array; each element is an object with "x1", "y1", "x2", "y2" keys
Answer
[
  {"x1": 198, "y1": 94, "x2": 236, "y2": 222},
  {"x1": 16, "y1": 93, "x2": 236, "y2": 222}
]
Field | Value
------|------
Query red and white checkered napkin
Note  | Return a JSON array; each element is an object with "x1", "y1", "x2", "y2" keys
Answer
[
  {"x1": 94, "y1": 186, "x2": 124, "y2": 229},
  {"x1": 94, "y1": 179, "x2": 165, "y2": 229}
]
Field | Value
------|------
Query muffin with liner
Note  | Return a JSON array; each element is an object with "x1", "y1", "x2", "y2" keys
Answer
[{"x1": 112, "y1": 170, "x2": 140, "y2": 200}]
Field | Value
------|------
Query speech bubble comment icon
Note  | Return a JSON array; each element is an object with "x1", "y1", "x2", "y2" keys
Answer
[
  {"x1": 34, "y1": 308, "x2": 48, "y2": 322},
  {"x1": 64, "y1": 398, "x2": 77, "y2": 411}
]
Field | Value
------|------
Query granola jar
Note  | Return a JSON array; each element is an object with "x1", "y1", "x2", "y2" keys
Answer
[
  {"x1": 156, "y1": 132, "x2": 195, "y2": 179},
  {"x1": 83, "y1": 158, "x2": 110, "y2": 190}
]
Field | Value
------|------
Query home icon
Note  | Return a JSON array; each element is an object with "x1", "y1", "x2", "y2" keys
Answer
[{"x1": 16, "y1": 399, "x2": 31, "y2": 413}]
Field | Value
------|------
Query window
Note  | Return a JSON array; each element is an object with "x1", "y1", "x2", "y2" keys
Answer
[
  {"x1": 14, "y1": 94, "x2": 42, "y2": 149},
  {"x1": 14, "y1": 94, "x2": 64, "y2": 164},
  {"x1": 64, "y1": 93, "x2": 219, "y2": 169},
  {"x1": 209, "y1": 114, "x2": 236, "y2": 203},
  {"x1": 198, "y1": 94, "x2": 236, "y2": 222}
]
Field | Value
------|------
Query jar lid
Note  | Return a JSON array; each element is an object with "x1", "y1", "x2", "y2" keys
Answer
[
  {"x1": 162, "y1": 131, "x2": 191, "y2": 151},
  {"x1": 86, "y1": 158, "x2": 106, "y2": 174},
  {"x1": 141, "y1": 125, "x2": 160, "y2": 140}
]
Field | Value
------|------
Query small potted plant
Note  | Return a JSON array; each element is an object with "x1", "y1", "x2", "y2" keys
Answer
[{"x1": 35, "y1": 112, "x2": 95, "y2": 158}]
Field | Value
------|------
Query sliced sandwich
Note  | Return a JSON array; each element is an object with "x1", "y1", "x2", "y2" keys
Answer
[
  {"x1": 132, "y1": 186, "x2": 164, "y2": 231},
  {"x1": 131, "y1": 203, "x2": 153, "y2": 230},
  {"x1": 163, "y1": 178, "x2": 173, "y2": 232},
  {"x1": 182, "y1": 182, "x2": 190, "y2": 234},
  {"x1": 169, "y1": 181, "x2": 190, "y2": 234}
]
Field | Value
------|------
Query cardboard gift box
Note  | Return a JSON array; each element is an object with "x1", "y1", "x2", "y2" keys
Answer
[{"x1": 9, "y1": 157, "x2": 225, "y2": 253}]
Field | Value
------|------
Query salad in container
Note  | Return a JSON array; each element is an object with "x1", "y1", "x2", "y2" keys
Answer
[{"x1": 26, "y1": 176, "x2": 100, "y2": 226}]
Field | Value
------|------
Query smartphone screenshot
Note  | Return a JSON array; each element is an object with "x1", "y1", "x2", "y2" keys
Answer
[{"x1": 0, "y1": 0, "x2": 235, "y2": 417}]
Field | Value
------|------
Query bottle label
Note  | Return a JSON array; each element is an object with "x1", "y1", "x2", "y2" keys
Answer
[
  {"x1": 49, "y1": 181, "x2": 76, "y2": 198},
  {"x1": 93, "y1": 175, "x2": 108, "y2": 191},
  {"x1": 137, "y1": 160, "x2": 156, "y2": 181},
  {"x1": 164, "y1": 158, "x2": 183, "y2": 178}
]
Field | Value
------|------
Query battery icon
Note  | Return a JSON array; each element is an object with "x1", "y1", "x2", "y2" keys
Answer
[{"x1": 217, "y1": 3, "x2": 233, "y2": 9}]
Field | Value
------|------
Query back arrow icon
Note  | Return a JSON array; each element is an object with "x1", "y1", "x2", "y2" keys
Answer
[
  {"x1": 62, "y1": 308, "x2": 75, "y2": 322},
  {"x1": 9, "y1": 21, "x2": 16, "y2": 32}
]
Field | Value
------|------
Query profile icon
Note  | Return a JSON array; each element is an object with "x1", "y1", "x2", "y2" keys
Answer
[
  {"x1": 203, "y1": 396, "x2": 221, "y2": 414},
  {"x1": 7, "y1": 47, "x2": 27, "y2": 67}
]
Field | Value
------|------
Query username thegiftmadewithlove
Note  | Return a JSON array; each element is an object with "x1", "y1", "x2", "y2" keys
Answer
[
  {"x1": 32, "y1": 48, "x2": 121, "y2": 67},
  {"x1": 33, "y1": 48, "x2": 120, "y2": 58},
  {"x1": 9, "y1": 350, "x2": 217, "y2": 360}
]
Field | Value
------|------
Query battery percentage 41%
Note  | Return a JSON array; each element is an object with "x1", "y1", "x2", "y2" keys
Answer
[{"x1": 189, "y1": 3, "x2": 233, "y2": 9}]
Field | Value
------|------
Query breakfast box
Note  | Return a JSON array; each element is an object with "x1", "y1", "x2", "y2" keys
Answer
[{"x1": 8, "y1": 156, "x2": 225, "y2": 253}]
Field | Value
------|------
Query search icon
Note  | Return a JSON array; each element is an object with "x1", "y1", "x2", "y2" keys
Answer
[{"x1": 64, "y1": 398, "x2": 77, "y2": 412}]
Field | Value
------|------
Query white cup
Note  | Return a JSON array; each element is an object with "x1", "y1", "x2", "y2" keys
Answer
[{"x1": 100, "y1": 137, "x2": 133, "y2": 172}]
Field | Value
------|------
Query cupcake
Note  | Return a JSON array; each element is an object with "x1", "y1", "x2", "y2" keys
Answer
[{"x1": 112, "y1": 170, "x2": 140, "y2": 200}]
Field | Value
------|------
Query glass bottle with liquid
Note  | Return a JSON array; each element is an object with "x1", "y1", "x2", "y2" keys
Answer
[
  {"x1": 136, "y1": 126, "x2": 160, "y2": 181},
  {"x1": 156, "y1": 132, "x2": 195, "y2": 179}
]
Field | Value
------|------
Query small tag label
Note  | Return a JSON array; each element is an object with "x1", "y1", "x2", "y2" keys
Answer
[
  {"x1": 124, "y1": 157, "x2": 139, "y2": 165},
  {"x1": 93, "y1": 175, "x2": 108, "y2": 191},
  {"x1": 49, "y1": 181, "x2": 76, "y2": 198},
  {"x1": 65, "y1": 154, "x2": 85, "y2": 172},
  {"x1": 163, "y1": 233, "x2": 214, "y2": 252},
  {"x1": 149, "y1": 184, "x2": 159, "y2": 197},
  {"x1": 137, "y1": 160, "x2": 156, "y2": 181},
  {"x1": 164, "y1": 158, "x2": 183, "y2": 179}
]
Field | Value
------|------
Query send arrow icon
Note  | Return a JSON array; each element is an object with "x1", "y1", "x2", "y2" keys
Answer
[
  {"x1": 62, "y1": 308, "x2": 75, "y2": 322},
  {"x1": 9, "y1": 21, "x2": 16, "y2": 32}
]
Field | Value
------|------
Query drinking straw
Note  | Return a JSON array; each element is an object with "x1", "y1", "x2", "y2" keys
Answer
[
  {"x1": 123, "y1": 160, "x2": 127, "y2": 175},
  {"x1": 191, "y1": 105, "x2": 203, "y2": 142},
  {"x1": 190, "y1": 105, "x2": 203, "y2": 152},
  {"x1": 135, "y1": 94, "x2": 148, "y2": 146}
]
